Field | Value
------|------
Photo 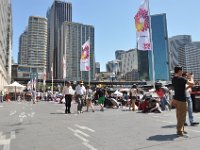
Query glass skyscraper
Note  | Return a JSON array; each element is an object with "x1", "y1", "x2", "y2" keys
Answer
[
  {"x1": 149, "y1": 14, "x2": 170, "y2": 81},
  {"x1": 47, "y1": 0, "x2": 72, "y2": 79}
]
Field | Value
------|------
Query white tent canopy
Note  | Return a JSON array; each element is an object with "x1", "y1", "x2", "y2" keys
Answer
[
  {"x1": 4, "y1": 81, "x2": 26, "y2": 93},
  {"x1": 111, "y1": 90, "x2": 123, "y2": 97}
]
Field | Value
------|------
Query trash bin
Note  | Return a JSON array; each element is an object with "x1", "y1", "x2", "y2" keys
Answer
[{"x1": 192, "y1": 94, "x2": 200, "y2": 112}]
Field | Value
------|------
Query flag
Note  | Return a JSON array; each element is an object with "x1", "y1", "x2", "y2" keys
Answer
[
  {"x1": 63, "y1": 56, "x2": 66, "y2": 79},
  {"x1": 134, "y1": 0, "x2": 151, "y2": 50},
  {"x1": 43, "y1": 66, "x2": 46, "y2": 85},
  {"x1": 80, "y1": 39, "x2": 90, "y2": 71}
]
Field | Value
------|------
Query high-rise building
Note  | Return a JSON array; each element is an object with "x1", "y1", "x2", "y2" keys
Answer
[
  {"x1": 149, "y1": 14, "x2": 170, "y2": 81},
  {"x1": 27, "y1": 16, "x2": 47, "y2": 67},
  {"x1": 18, "y1": 30, "x2": 28, "y2": 65},
  {"x1": 95, "y1": 62, "x2": 100, "y2": 74},
  {"x1": 0, "y1": 0, "x2": 12, "y2": 90},
  {"x1": 179, "y1": 42, "x2": 200, "y2": 81},
  {"x1": 17, "y1": 16, "x2": 47, "y2": 80},
  {"x1": 106, "y1": 60, "x2": 121, "y2": 74},
  {"x1": 60, "y1": 22, "x2": 95, "y2": 81},
  {"x1": 121, "y1": 49, "x2": 138, "y2": 81},
  {"x1": 168, "y1": 35, "x2": 192, "y2": 73},
  {"x1": 47, "y1": 0, "x2": 72, "y2": 79},
  {"x1": 137, "y1": 50, "x2": 149, "y2": 80},
  {"x1": 115, "y1": 50, "x2": 125, "y2": 60}
]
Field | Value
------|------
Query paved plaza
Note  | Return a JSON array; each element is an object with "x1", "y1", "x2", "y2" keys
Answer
[{"x1": 1, "y1": 101, "x2": 200, "y2": 150}]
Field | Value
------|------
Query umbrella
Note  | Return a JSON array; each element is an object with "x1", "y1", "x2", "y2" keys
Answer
[{"x1": 4, "y1": 81, "x2": 26, "y2": 101}]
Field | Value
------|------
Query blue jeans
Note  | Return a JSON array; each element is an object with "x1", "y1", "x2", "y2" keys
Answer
[{"x1": 186, "y1": 96, "x2": 194, "y2": 124}]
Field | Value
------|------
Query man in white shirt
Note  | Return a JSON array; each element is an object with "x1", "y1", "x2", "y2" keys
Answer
[
  {"x1": 75, "y1": 81, "x2": 86, "y2": 113},
  {"x1": 62, "y1": 81, "x2": 74, "y2": 114}
]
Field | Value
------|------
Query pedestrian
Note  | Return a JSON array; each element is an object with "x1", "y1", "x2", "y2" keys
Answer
[
  {"x1": 62, "y1": 81, "x2": 74, "y2": 114},
  {"x1": 182, "y1": 72, "x2": 199, "y2": 126},
  {"x1": 96, "y1": 84, "x2": 105, "y2": 111},
  {"x1": 32, "y1": 88, "x2": 36, "y2": 104},
  {"x1": 85, "y1": 85, "x2": 95, "y2": 112},
  {"x1": 129, "y1": 84, "x2": 137, "y2": 111},
  {"x1": 172, "y1": 66, "x2": 194, "y2": 136},
  {"x1": 0, "y1": 91, "x2": 3, "y2": 103},
  {"x1": 75, "y1": 81, "x2": 86, "y2": 114}
]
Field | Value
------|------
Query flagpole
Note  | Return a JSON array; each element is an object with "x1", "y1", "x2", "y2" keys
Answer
[
  {"x1": 147, "y1": 0, "x2": 155, "y2": 89},
  {"x1": 88, "y1": 37, "x2": 91, "y2": 86},
  {"x1": 51, "y1": 63, "x2": 53, "y2": 94}
]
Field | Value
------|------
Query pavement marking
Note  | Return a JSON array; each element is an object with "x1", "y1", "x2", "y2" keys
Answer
[
  {"x1": 68, "y1": 127, "x2": 90, "y2": 137},
  {"x1": 187, "y1": 128, "x2": 200, "y2": 133},
  {"x1": 0, "y1": 105, "x2": 3, "y2": 108},
  {"x1": 74, "y1": 133, "x2": 89, "y2": 142},
  {"x1": 9, "y1": 111, "x2": 17, "y2": 116},
  {"x1": 82, "y1": 142, "x2": 98, "y2": 150},
  {"x1": 10, "y1": 131, "x2": 16, "y2": 139},
  {"x1": 0, "y1": 131, "x2": 16, "y2": 150},
  {"x1": 68, "y1": 125, "x2": 98, "y2": 150},
  {"x1": 75, "y1": 124, "x2": 95, "y2": 132},
  {"x1": 19, "y1": 112, "x2": 27, "y2": 123}
]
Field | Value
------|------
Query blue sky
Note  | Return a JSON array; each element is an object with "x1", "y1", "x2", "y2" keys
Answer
[{"x1": 12, "y1": 0, "x2": 200, "y2": 71}]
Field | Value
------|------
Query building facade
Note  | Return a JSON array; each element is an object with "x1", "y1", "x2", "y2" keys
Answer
[
  {"x1": 168, "y1": 35, "x2": 192, "y2": 73},
  {"x1": 137, "y1": 50, "x2": 149, "y2": 80},
  {"x1": 121, "y1": 49, "x2": 138, "y2": 81},
  {"x1": 47, "y1": 1, "x2": 72, "y2": 79},
  {"x1": 179, "y1": 42, "x2": 200, "y2": 81},
  {"x1": 27, "y1": 16, "x2": 47, "y2": 67},
  {"x1": 149, "y1": 14, "x2": 170, "y2": 81},
  {"x1": 115, "y1": 50, "x2": 125, "y2": 60},
  {"x1": 60, "y1": 22, "x2": 95, "y2": 81},
  {"x1": 18, "y1": 30, "x2": 28, "y2": 65},
  {"x1": 0, "y1": 0, "x2": 12, "y2": 90}
]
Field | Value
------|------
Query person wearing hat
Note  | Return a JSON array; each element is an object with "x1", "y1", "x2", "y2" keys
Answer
[
  {"x1": 75, "y1": 81, "x2": 86, "y2": 113},
  {"x1": 62, "y1": 81, "x2": 74, "y2": 114}
]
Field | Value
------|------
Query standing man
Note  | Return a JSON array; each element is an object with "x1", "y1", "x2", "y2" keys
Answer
[
  {"x1": 62, "y1": 81, "x2": 74, "y2": 114},
  {"x1": 172, "y1": 66, "x2": 194, "y2": 136},
  {"x1": 75, "y1": 81, "x2": 86, "y2": 114},
  {"x1": 182, "y1": 72, "x2": 199, "y2": 126}
]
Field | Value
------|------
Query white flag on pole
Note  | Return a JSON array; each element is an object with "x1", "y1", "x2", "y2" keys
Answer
[
  {"x1": 134, "y1": 0, "x2": 151, "y2": 50},
  {"x1": 80, "y1": 39, "x2": 90, "y2": 71}
]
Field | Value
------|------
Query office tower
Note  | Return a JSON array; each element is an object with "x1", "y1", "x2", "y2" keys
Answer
[
  {"x1": 60, "y1": 22, "x2": 95, "y2": 81},
  {"x1": 168, "y1": 35, "x2": 192, "y2": 73},
  {"x1": 47, "y1": 0, "x2": 72, "y2": 79},
  {"x1": 18, "y1": 30, "x2": 28, "y2": 65},
  {"x1": 115, "y1": 50, "x2": 125, "y2": 60},
  {"x1": 106, "y1": 60, "x2": 121, "y2": 74},
  {"x1": 149, "y1": 14, "x2": 170, "y2": 81},
  {"x1": 95, "y1": 62, "x2": 100, "y2": 74},
  {"x1": 27, "y1": 16, "x2": 47, "y2": 67},
  {"x1": 0, "y1": 0, "x2": 12, "y2": 90},
  {"x1": 137, "y1": 50, "x2": 149, "y2": 80},
  {"x1": 121, "y1": 49, "x2": 138, "y2": 81},
  {"x1": 179, "y1": 42, "x2": 200, "y2": 81}
]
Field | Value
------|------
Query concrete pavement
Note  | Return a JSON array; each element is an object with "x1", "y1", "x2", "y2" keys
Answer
[{"x1": 0, "y1": 101, "x2": 200, "y2": 150}]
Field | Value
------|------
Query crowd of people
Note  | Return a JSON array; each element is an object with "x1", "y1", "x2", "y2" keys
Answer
[{"x1": 1, "y1": 66, "x2": 200, "y2": 137}]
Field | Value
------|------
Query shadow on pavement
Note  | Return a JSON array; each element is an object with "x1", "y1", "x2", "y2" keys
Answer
[
  {"x1": 162, "y1": 124, "x2": 176, "y2": 128},
  {"x1": 50, "y1": 112, "x2": 65, "y2": 114},
  {"x1": 147, "y1": 134, "x2": 179, "y2": 141}
]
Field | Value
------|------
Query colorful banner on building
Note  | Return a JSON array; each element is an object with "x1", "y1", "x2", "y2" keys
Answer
[
  {"x1": 80, "y1": 39, "x2": 90, "y2": 71},
  {"x1": 134, "y1": 0, "x2": 151, "y2": 50}
]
